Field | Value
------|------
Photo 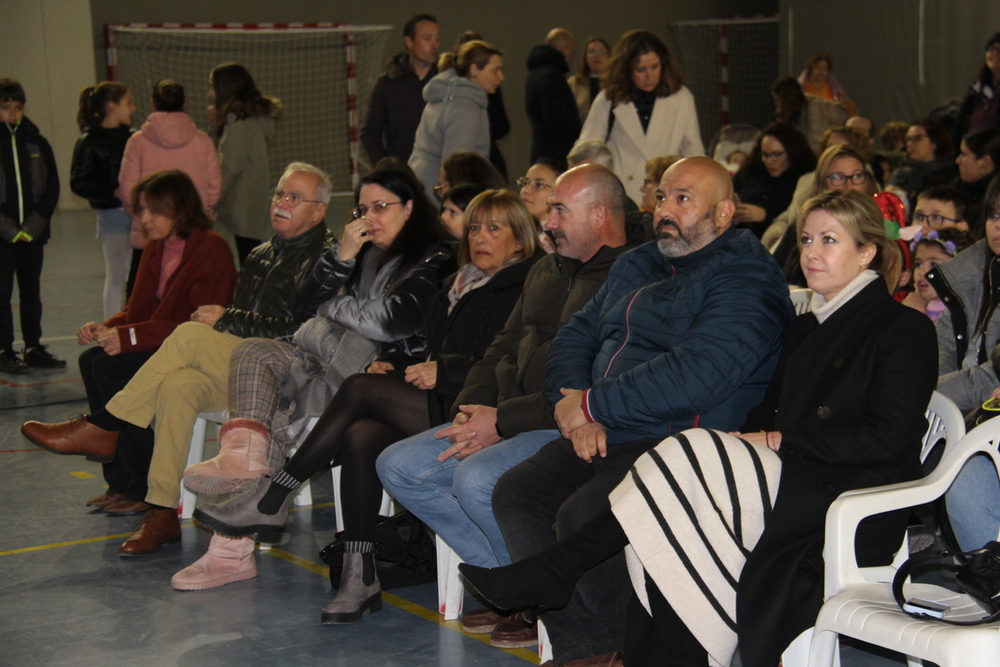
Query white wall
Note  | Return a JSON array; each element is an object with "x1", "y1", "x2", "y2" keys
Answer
[{"x1": 1, "y1": 0, "x2": 97, "y2": 210}]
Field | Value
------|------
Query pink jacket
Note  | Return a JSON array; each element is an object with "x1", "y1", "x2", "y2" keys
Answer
[{"x1": 117, "y1": 112, "x2": 221, "y2": 248}]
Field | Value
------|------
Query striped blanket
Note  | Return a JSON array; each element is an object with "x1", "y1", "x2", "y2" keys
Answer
[{"x1": 610, "y1": 428, "x2": 782, "y2": 667}]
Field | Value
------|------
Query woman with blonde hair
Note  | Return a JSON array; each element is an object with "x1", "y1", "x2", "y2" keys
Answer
[
  {"x1": 572, "y1": 30, "x2": 703, "y2": 205},
  {"x1": 459, "y1": 189, "x2": 936, "y2": 667},
  {"x1": 409, "y1": 40, "x2": 505, "y2": 201}
]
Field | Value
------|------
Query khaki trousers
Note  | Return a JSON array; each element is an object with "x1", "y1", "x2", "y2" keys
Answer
[{"x1": 106, "y1": 321, "x2": 241, "y2": 507}]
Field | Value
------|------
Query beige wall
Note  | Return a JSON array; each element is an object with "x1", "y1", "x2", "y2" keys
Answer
[{"x1": 2, "y1": 0, "x2": 97, "y2": 210}]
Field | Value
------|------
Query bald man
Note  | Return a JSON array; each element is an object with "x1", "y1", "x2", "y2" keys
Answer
[
  {"x1": 526, "y1": 28, "x2": 581, "y2": 163},
  {"x1": 492, "y1": 157, "x2": 794, "y2": 665}
]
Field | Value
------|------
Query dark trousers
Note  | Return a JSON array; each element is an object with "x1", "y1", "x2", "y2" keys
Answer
[
  {"x1": 493, "y1": 436, "x2": 658, "y2": 663},
  {"x1": 0, "y1": 240, "x2": 44, "y2": 350},
  {"x1": 624, "y1": 572, "x2": 708, "y2": 667},
  {"x1": 79, "y1": 345, "x2": 155, "y2": 499}
]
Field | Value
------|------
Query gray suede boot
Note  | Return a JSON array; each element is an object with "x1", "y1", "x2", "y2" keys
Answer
[
  {"x1": 321, "y1": 548, "x2": 382, "y2": 624},
  {"x1": 193, "y1": 474, "x2": 292, "y2": 544}
]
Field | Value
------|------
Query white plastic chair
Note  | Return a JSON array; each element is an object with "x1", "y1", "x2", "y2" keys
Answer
[
  {"x1": 435, "y1": 535, "x2": 465, "y2": 620},
  {"x1": 779, "y1": 392, "x2": 963, "y2": 667},
  {"x1": 789, "y1": 287, "x2": 814, "y2": 316},
  {"x1": 807, "y1": 417, "x2": 1000, "y2": 667},
  {"x1": 181, "y1": 409, "x2": 228, "y2": 519}
]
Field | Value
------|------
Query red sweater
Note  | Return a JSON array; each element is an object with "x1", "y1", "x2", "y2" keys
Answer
[{"x1": 104, "y1": 227, "x2": 237, "y2": 354}]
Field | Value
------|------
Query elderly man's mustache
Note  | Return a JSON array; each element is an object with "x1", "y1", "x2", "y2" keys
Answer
[{"x1": 272, "y1": 207, "x2": 293, "y2": 220}]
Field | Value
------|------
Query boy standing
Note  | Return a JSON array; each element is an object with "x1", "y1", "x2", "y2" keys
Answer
[{"x1": 0, "y1": 78, "x2": 64, "y2": 373}]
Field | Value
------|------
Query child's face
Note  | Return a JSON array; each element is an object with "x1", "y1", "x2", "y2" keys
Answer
[
  {"x1": 912, "y1": 243, "x2": 952, "y2": 301},
  {"x1": 0, "y1": 100, "x2": 24, "y2": 125},
  {"x1": 913, "y1": 198, "x2": 967, "y2": 233}
]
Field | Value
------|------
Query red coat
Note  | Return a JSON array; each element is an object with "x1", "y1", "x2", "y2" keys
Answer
[{"x1": 104, "y1": 227, "x2": 237, "y2": 354}]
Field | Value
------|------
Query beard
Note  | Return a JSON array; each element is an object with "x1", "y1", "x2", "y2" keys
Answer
[{"x1": 656, "y1": 210, "x2": 719, "y2": 258}]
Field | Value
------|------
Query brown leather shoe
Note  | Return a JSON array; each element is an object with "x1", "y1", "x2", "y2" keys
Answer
[
  {"x1": 118, "y1": 508, "x2": 181, "y2": 556},
  {"x1": 86, "y1": 492, "x2": 126, "y2": 508},
  {"x1": 21, "y1": 416, "x2": 118, "y2": 463},
  {"x1": 489, "y1": 610, "x2": 538, "y2": 648},
  {"x1": 105, "y1": 500, "x2": 153, "y2": 515},
  {"x1": 461, "y1": 606, "x2": 509, "y2": 633}
]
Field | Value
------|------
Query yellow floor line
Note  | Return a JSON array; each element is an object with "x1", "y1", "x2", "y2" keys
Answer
[
  {"x1": 263, "y1": 547, "x2": 540, "y2": 664},
  {"x1": 0, "y1": 532, "x2": 134, "y2": 556}
]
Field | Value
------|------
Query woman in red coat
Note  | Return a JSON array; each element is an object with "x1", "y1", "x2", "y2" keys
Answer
[{"x1": 77, "y1": 169, "x2": 237, "y2": 513}]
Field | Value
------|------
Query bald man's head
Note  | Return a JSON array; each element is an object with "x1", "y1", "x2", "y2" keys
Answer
[
  {"x1": 653, "y1": 157, "x2": 736, "y2": 257},
  {"x1": 544, "y1": 163, "x2": 628, "y2": 261},
  {"x1": 546, "y1": 28, "x2": 575, "y2": 61}
]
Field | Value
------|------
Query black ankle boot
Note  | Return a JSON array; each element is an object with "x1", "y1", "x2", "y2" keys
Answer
[{"x1": 458, "y1": 504, "x2": 628, "y2": 615}]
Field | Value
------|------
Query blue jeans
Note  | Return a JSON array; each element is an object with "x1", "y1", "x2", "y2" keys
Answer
[
  {"x1": 947, "y1": 453, "x2": 1000, "y2": 550},
  {"x1": 376, "y1": 425, "x2": 559, "y2": 567}
]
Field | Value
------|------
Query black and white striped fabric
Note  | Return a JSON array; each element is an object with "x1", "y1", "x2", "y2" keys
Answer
[{"x1": 609, "y1": 428, "x2": 782, "y2": 667}]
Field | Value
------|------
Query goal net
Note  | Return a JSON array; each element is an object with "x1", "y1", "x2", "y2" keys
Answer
[
  {"x1": 106, "y1": 23, "x2": 392, "y2": 196},
  {"x1": 666, "y1": 18, "x2": 779, "y2": 150}
]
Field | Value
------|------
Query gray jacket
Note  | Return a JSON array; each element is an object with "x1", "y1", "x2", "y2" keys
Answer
[
  {"x1": 215, "y1": 114, "x2": 276, "y2": 241},
  {"x1": 408, "y1": 70, "x2": 490, "y2": 201},
  {"x1": 929, "y1": 239, "x2": 1000, "y2": 411}
]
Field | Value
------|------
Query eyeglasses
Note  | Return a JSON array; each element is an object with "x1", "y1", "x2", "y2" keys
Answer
[
  {"x1": 433, "y1": 184, "x2": 449, "y2": 201},
  {"x1": 352, "y1": 201, "x2": 402, "y2": 219},
  {"x1": 987, "y1": 44, "x2": 1000, "y2": 54},
  {"x1": 760, "y1": 150, "x2": 786, "y2": 161},
  {"x1": 516, "y1": 177, "x2": 552, "y2": 192},
  {"x1": 642, "y1": 177, "x2": 659, "y2": 188},
  {"x1": 825, "y1": 172, "x2": 867, "y2": 187},
  {"x1": 586, "y1": 47, "x2": 609, "y2": 56},
  {"x1": 270, "y1": 189, "x2": 323, "y2": 207},
  {"x1": 914, "y1": 211, "x2": 960, "y2": 229},
  {"x1": 905, "y1": 134, "x2": 929, "y2": 144}
]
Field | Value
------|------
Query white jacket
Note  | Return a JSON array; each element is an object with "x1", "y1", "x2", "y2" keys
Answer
[{"x1": 575, "y1": 87, "x2": 704, "y2": 205}]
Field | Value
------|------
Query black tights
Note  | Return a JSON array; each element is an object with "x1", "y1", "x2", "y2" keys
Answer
[{"x1": 283, "y1": 373, "x2": 432, "y2": 542}]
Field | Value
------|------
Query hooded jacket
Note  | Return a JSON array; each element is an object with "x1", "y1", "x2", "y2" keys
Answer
[
  {"x1": 117, "y1": 111, "x2": 221, "y2": 247},
  {"x1": 361, "y1": 53, "x2": 438, "y2": 164},
  {"x1": 408, "y1": 70, "x2": 490, "y2": 201},
  {"x1": 216, "y1": 114, "x2": 276, "y2": 241},
  {"x1": 525, "y1": 44, "x2": 581, "y2": 163},
  {"x1": 928, "y1": 240, "x2": 1000, "y2": 410},
  {"x1": 70, "y1": 124, "x2": 134, "y2": 209},
  {"x1": 0, "y1": 116, "x2": 59, "y2": 243}
]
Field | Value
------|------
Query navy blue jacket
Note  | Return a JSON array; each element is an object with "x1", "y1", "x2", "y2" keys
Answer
[{"x1": 546, "y1": 227, "x2": 793, "y2": 445}]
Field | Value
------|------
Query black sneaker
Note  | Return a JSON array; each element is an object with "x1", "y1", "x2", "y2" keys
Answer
[
  {"x1": 23, "y1": 345, "x2": 66, "y2": 368},
  {"x1": 0, "y1": 349, "x2": 29, "y2": 374}
]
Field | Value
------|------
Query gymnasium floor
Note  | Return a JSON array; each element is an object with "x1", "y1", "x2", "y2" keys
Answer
[{"x1": 0, "y1": 210, "x2": 908, "y2": 666}]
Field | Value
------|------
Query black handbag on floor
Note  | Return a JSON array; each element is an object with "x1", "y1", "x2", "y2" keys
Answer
[
  {"x1": 319, "y1": 510, "x2": 438, "y2": 590},
  {"x1": 892, "y1": 540, "x2": 1000, "y2": 624}
]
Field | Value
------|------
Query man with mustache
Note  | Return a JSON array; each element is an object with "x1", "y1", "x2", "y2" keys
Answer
[
  {"x1": 487, "y1": 157, "x2": 793, "y2": 666},
  {"x1": 23, "y1": 162, "x2": 335, "y2": 556},
  {"x1": 378, "y1": 163, "x2": 631, "y2": 647}
]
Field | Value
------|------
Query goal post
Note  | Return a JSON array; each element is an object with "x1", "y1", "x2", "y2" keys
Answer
[{"x1": 106, "y1": 23, "x2": 392, "y2": 196}]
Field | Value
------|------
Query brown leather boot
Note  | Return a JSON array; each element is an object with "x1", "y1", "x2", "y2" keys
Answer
[{"x1": 118, "y1": 508, "x2": 181, "y2": 556}]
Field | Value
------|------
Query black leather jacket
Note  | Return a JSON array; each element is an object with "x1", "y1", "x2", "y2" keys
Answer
[
  {"x1": 70, "y1": 125, "x2": 134, "y2": 209},
  {"x1": 215, "y1": 222, "x2": 334, "y2": 340}
]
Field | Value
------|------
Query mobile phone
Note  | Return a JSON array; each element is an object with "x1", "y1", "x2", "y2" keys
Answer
[{"x1": 902, "y1": 598, "x2": 950, "y2": 618}]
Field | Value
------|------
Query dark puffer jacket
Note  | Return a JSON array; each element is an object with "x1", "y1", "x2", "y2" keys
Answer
[
  {"x1": 70, "y1": 125, "x2": 134, "y2": 209},
  {"x1": 525, "y1": 44, "x2": 581, "y2": 163},
  {"x1": 0, "y1": 117, "x2": 59, "y2": 243},
  {"x1": 215, "y1": 222, "x2": 334, "y2": 340},
  {"x1": 453, "y1": 243, "x2": 632, "y2": 437},
  {"x1": 547, "y1": 228, "x2": 793, "y2": 445},
  {"x1": 297, "y1": 239, "x2": 457, "y2": 366},
  {"x1": 361, "y1": 53, "x2": 438, "y2": 164}
]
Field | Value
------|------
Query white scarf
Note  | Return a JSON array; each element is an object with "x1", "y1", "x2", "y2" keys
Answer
[{"x1": 809, "y1": 269, "x2": 879, "y2": 324}]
